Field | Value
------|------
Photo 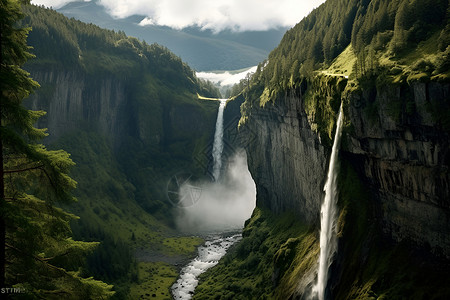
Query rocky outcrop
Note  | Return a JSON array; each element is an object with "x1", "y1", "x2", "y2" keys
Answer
[
  {"x1": 241, "y1": 77, "x2": 450, "y2": 256},
  {"x1": 240, "y1": 88, "x2": 328, "y2": 224},
  {"x1": 345, "y1": 81, "x2": 450, "y2": 257},
  {"x1": 26, "y1": 68, "x2": 217, "y2": 152},
  {"x1": 27, "y1": 69, "x2": 130, "y2": 145}
]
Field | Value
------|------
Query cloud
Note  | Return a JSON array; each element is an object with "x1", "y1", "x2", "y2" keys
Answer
[
  {"x1": 31, "y1": 0, "x2": 326, "y2": 32},
  {"x1": 31, "y1": 0, "x2": 90, "y2": 9},
  {"x1": 196, "y1": 66, "x2": 258, "y2": 86}
]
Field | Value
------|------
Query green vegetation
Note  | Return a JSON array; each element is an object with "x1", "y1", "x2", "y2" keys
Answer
[
  {"x1": 129, "y1": 262, "x2": 177, "y2": 300},
  {"x1": 303, "y1": 74, "x2": 347, "y2": 145},
  {"x1": 21, "y1": 5, "x2": 220, "y2": 98},
  {"x1": 321, "y1": 45, "x2": 356, "y2": 77},
  {"x1": 2, "y1": 3, "x2": 221, "y2": 298},
  {"x1": 223, "y1": 0, "x2": 450, "y2": 299},
  {"x1": 236, "y1": 0, "x2": 449, "y2": 124},
  {"x1": 194, "y1": 208, "x2": 318, "y2": 299},
  {"x1": 161, "y1": 236, "x2": 204, "y2": 256},
  {"x1": 0, "y1": 0, "x2": 113, "y2": 298}
]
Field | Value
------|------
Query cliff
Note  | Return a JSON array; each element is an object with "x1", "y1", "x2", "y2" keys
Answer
[
  {"x1": 239, "y1": 87, "x2": 328, "y2": 224},
  {"x1": 27, "y1": 68, "x2": 217, "y2": 151},
  {"x1": 195, "y1": 0, "x2": 450, "y2": 298},
  {"x1": 241, "y1": 75, "x2": 450, "y2": 255},
  {"x1": 27, "y1": 70, "x2": 128, "y2": 144},
  {"x1": 22, "y1": 4, "x2": 220, "y2": 233},
  {"x1": 25, "y1": 64, "x2": 218, "y2": 219},
  {"x1": 344, "y1": 80, "x2": 450, "y2": 256},
  {"x1": 232, "y1": 74, "x2": 450, "y2": 298}
]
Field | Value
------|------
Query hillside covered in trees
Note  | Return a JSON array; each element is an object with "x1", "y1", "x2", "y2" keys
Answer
[
  {"x1": 0, "y1": 1, "x2": 115, "y2": 298},
  {"x1": 253, "y1": 0, "x2": 448, "y2": 89},
  {"x1": 22, "y1": 5, "x2": 220, "y2": 98}
]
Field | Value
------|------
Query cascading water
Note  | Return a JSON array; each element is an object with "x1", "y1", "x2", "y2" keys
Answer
[
  {"x1": 212, "y1": 99, "x2": 227, "y2": 181},
  {"x1": 171, "y1": 234, "x2": 242, "y2": 299},
  {"x1": 312, "y1": 103, "x2": 344, "y2": 300}
]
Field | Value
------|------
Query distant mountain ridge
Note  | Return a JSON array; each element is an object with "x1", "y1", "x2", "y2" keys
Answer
[{"x1": 55, "y1": 0, "x2": 288, "y2": 71}]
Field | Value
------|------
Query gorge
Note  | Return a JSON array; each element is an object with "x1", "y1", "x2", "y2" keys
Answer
[
  {"x1": 172, "y1": 96, "x2": 255, "y2": 299},
  {"x1": 6, "y1": 0, "x2": 450, "y2": 299}
]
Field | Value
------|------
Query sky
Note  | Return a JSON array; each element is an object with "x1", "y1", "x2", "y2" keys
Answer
[{"x1": 31, "y1": 0, "x2": 326, "y2": 32}]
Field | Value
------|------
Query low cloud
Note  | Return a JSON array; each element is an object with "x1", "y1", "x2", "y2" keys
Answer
[
  {"x1": 32, "y1": 0, "x2": 90, "y2": 9},
  {"x1": 196, "y1": 66, "x2": 257, "y2": 87},
  {"x1": 32, "y1": 0, "x2": 326, "y2": 32}
]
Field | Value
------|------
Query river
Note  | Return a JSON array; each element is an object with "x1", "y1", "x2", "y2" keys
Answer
[{"x1": 171, "y1": 233, "x2": 241, "y2": 299}]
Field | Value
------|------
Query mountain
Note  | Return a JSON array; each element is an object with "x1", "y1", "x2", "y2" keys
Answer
[
  {"x1": 195, "y1": 0, "x2": 450, "y2": 298},
  {"x1": 53, "y1": 0, "x2": 288, "y2": 71},
  {"x1": 21, "y1": 4, "x2": 222, "y2": 298}
]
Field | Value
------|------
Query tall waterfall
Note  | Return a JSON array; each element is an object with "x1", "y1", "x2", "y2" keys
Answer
[
  {"x1": 212, "y1": 99, "x2": 227, "y2": 181},
  {"x1": 313, "y1": 103, "x2": 344, "y2": 300}
]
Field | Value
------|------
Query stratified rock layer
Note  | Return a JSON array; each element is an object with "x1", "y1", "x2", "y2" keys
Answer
[{"x1": 345, "y1": 81, "x2": 450, "y2": 257}]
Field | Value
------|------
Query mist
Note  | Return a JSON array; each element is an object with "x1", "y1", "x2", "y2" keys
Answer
[{"x1": 175, "y1": 150, "x2": 256, "y2": 233}]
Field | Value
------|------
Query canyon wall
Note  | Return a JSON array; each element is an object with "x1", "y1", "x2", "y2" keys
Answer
[
  {"x1": 28, "y1": 70, "x2": 128, "y2": 144},
  {"x1": 241, "y1": 77, "x2": 450, "y2": 257},
  {"x1": 345, "y1": 81, "x2": 450, "y2": 256},
  {"x1": 239, "y1": 88, "x2": 328, "y2": 224},
  {"x1": 27, "y1": 68, "x2": 217, "y2": 150},
  {"x1": 25, "y1": 65, "x2": 218, "y2": 219}
]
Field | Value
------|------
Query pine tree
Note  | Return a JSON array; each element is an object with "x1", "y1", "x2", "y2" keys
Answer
[{"x1": 0, "y1": 1, "x2": 113, "y2": 297}]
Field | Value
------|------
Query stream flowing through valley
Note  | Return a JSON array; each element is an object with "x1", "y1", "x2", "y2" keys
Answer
[{"x1": 171, "y1": 233, "x2": 241, "y2": 299}]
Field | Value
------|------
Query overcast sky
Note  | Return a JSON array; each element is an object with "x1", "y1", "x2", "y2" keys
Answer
[{"x1": 31, "y1": 0, "x2": 326, "y2": 32}]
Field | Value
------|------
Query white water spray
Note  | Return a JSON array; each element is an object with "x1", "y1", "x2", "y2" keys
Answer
[
  {"x1": 312, "y1": 103, "x2": 344, "y2": 300},
  {"x1": 212, "y1": 99, "x2": 227, "y2": 181}
]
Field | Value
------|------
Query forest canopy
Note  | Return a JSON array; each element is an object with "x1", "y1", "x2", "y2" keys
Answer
[
  {"x1": 0, "y1": 0, "x2": 114, "y2": 297},
  {"x1": 243, "y1": 0, "x2": 449, "y2": 97}
]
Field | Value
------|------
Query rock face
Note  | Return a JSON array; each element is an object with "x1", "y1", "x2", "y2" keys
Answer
[
  {"x1": 242, "y1": 78, "x2": 450, "y2": 256},
  {"x1": 28, "y1": 70, "x2": 129, "y2": 145},
  {"x1": 26, "y1": 68, "x2": 217, "y2": 151},
  {"x1": 240, "y1": 88, "x2": 328, "y2": 224},
  {"x1": 345, "y1": 81, "x2": 450, "y2": 257}
]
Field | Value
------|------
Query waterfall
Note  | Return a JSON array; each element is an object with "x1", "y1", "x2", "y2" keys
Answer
[
  {"x1": 212, "y1": 99, "x2": 227, "y2": 181},
  {"x1": 312, "y1": 103, "x2": 344, "y2": 300}
]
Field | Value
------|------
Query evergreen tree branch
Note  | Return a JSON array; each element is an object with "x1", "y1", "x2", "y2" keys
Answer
[
  {"x1": 5, "y1": 243, "x2": 68, "y2": 273},
  {"x1": 4, "y1": 165, "x2": 44, "y2": 174}
]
